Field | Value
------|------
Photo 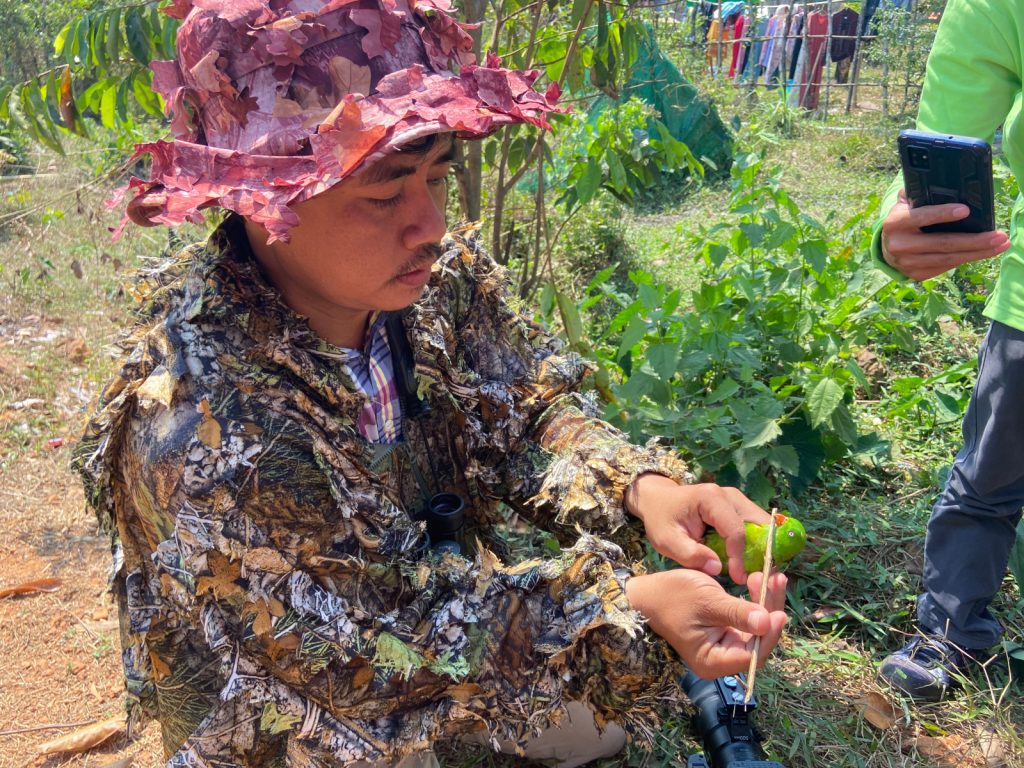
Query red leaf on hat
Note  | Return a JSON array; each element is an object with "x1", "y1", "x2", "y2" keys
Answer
[
  {"x1": 418, "y1": 9, "x2": 476, "y2": 71},
  {"x1": 351, "y1": 7, "x2": 403, "y2": 59},
  {"x1": 162, "y1": 0, "x2": 193, "y2": 19},
  {"x1": 189, "y1": 51, "x2": 236, "y2": 97},
  {"x1": 328, "y1": 56, "x2": 373, "y2": 98},
  {"x1": 545, "y1": 81, "x2": 562, "y2": 104}
]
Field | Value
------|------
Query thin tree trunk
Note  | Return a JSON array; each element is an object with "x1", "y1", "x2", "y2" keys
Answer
[{"x1": 461, "y1": 0, "x2": 487, "y2": 221}]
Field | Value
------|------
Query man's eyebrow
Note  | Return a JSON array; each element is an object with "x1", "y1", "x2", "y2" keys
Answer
[{"x1": 359, "y1": 144, "x2": 456, "y2": 186}]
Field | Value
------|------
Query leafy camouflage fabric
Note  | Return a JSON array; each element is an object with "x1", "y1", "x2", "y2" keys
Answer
[{"x1": 73, "y1": 216, "x2": 693, "y2": 766}]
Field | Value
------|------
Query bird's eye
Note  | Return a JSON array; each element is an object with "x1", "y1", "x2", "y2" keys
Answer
[{"x1": 787, "y1": 531, "x2": 795, "y2": 537}]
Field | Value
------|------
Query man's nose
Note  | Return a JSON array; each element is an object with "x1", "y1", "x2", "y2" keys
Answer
[{"x1": 401, "y1": 180, "x2": 447, "y2": 252}]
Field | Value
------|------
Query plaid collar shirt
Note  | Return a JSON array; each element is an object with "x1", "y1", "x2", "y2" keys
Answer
[{"x1": 338, "y1": 312, "x2": 401, "y2": 444}]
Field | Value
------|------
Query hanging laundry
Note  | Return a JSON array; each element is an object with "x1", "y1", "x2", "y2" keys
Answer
[
  {"x1": 788, "y1": 10, "x2": 805, "y2": 81},
  {"x1": 796, "y1": 10, "x2": 829, "y2": 110},
  {"x1": 763, "y1": 5, "x2": 791, "y2": 88},
  {"x1": 706, "y1": 16, "x2": 734, "y2": 74},
  {"x1": 830, "y1": 7, "x2": 860, "y2": 63},
  {"x1": 728, "y1": 11, "x2": 747, "y2": 79}
]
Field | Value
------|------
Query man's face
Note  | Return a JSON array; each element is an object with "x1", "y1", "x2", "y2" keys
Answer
[{"x1": 246, "y1": 134, "x2": 454, "y2": 347}]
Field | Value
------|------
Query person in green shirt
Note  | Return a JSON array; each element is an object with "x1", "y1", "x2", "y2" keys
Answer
[{"x1": 872, "y1": 0, "x2": 1022, "y2": 702}]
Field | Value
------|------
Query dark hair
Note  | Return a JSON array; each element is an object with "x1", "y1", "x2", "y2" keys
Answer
[{"x1": 396, "y1": 132, "x2": 455, "y2": 155}]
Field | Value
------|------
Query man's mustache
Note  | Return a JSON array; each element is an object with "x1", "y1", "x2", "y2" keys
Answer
[{"x1": 396, "y1": 243, "x2": 443, "y2": 276}]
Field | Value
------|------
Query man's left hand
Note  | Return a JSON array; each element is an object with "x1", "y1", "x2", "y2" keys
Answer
[{"x1": 625, "y1": 473, "x2": 771, "y2": 585}]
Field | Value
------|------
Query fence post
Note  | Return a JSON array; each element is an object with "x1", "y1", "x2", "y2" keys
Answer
[
  {"x1": 845, "y1": 6, "x2": 865, "y2": 113},
  {"x1": 822, "y1": 0, "x2": 833, "y2": 118},
  {"x1": 715, "y1": 0, "x2": 724, "y2": 76}
]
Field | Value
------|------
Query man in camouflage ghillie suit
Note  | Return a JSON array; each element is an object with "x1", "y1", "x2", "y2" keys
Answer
[{"x1": 73, "y1": 2, "x2": 789, "y2": 766}]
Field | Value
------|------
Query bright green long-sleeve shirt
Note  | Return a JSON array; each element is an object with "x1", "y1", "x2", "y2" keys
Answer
[{"x1": 872, "y1": 0, "x2": 1024, "y2": 332}]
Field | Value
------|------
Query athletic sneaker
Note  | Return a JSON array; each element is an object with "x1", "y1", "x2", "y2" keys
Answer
[{"x1": 877, "y1": 634, "x2": 975, "y2": 702}]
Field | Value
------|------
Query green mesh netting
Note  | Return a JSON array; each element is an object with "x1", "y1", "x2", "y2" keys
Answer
[{"x1": 597, "y1": 27, "x2": 733, "y2": 178}]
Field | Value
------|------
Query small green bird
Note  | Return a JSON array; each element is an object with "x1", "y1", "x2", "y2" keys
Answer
[{"x1": 705, "y1": 513, "x2": 807, "y2": 578}]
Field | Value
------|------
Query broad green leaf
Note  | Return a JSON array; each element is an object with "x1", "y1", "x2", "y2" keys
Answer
[
  {"x1": 571, "y1": 0, "x2": 592, "y2": 28},
  {"x1": 133, "y1": 69, "x2": 164, "y2": 117},
  {"x1": 106, "y1": 7, "x2": 122, "y2": 66},
  {"x1": 116, "y1": 76, "x2": 132, "y2": 124},
  {"x1": 100, "y1": 81, "x2": 117, "y2": 128},
  {"x1": 125, "y1": 8, "x2": 153, "y2": 65},
  {"x1": 90, "y1": 12, "x2": 107, "y2": 68},
  {"x1": 556, "y1": 289, "x2": 583, "y2": 346},
  {"x1": 830, "y1": 403, "x2": 860, "y2": 447},
  {"x1": 162, "y1": 10, "x2": 180, "y2": 59},
  {"x1": 616, "y1": 369, "x2": 656, "y2": 402},
  {"x1": 645, "y1": 341, "x2": 679, "y2": 382},
  {"x1": 616, "y1": 315, "x2": 647, "y2": 359},
  {"x1": 767, "y1": 444, "x2": 801, "y2": 475},
  {"x1": 74, "y1": 16, "x2": 91, "y2": 68},
  {"x1": 44, "y1": 69, "x2": 62, "y2": 128},
  {"x1": 733, "y1": 446, "x2": 768, "y2": 479},
  {"x1": 539, "y1": 281, "x2": 555, "y2": 316},
  {"x1": 741, "y1": 418, "x2": 782, "y2": 449},
  {"x1": 607, "y1": 151, "x2": 626, "y2": 192},
  {"x1": 0, "y1": 84, "x2": 13, "y2": 121},
  {"x1": 806, "y1": 377, "x2": 844, "y2": 429},
  {"x1": 744, "y1": 470, "x2": 775, "y2": 508},
  {"x1": 920, "y1": 290, "x2": 954, "y2": 326},
  {"x1": 25, "y1": 82, "x2": 64, "y2": 154},
  {"x1": 706, "y1": 242, "x2": 729, "y2": 267},
  {"x1": 799, "y1": 238, "x2": 829, "y2": 274},
  {"x1": 55, "y1": 19, "x2": 74, "y2": 58},
  {"x1": 780, "y1": 417, "x2": 825, "y2": 496},
  {"x1": 507, "y1": 136, "x2": 526, "y2": 173},
  {"x1": 707, "y1": 378, "x2": 740, "y2": 403},
  {"x1": 575, "y1": 157, "x2": 601, "y2": 204}
]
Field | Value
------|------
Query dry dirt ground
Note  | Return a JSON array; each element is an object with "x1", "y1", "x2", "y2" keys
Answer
[{"x1": 0, "y1": 315, "x2": 163, "y2": 768}]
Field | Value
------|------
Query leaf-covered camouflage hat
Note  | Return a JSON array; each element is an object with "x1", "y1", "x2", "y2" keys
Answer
[{"x1": 115, "y1": 0, "x2": 561, "y2": 242}]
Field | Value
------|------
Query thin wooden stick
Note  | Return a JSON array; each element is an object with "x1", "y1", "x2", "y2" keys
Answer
[
  {"x1": 743, "y1": 510, "x2": 778, "y2": 704},
  {"x1": 0, "y1": 718, "x2": 97, "y2": 737}
]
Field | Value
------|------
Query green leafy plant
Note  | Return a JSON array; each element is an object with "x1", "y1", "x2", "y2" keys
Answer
[
  {"x1": 0, "y1": 2, "x2": 177, "y2": 154},
  {"x1": 573, "y1": 152, "x2": 965, "y2": 506}
]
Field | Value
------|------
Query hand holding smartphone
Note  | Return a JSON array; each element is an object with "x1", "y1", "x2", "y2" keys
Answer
[{"x1": 897, "y1": 129, "x2": 995, "y2": 234}]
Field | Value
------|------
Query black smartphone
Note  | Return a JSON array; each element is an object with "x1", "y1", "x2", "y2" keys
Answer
[{"x1": 898, "y1": 129, "x2": 995, "y2": 234}]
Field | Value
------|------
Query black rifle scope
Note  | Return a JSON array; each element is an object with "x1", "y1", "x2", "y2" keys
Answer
[{"x1": 681, "y1": 672, "x2": 785, "y2": 768}]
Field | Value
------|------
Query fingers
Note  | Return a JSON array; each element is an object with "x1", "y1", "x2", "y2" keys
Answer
[
  {"x1": 688, "y1": 584, "x2": 789, "y2": 678},
  {"x1": 698, "y1": 572, "x2": 787, "y2": 637},
  {"x1": 688, "y1": 485, "x2": 769, "y2": 585},
  {"x1": 661, "y1": 537, "x2": 725, "y2": 577},
  {"x1": 881, "y1": 194, "x2": 1009, "y2": 281}
]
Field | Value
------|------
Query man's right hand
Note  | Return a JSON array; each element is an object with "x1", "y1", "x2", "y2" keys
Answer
[
  {"x1": 881, "y1": 190, "x2": 1010, "y2": 281},
  {"x1": 624, "y1": 568, "x2": 788, "y2": 680}
]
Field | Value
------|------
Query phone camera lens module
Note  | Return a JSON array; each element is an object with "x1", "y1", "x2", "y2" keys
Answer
[{"x1": 910, "y1": 147, "x2": 930, "y2": 170}]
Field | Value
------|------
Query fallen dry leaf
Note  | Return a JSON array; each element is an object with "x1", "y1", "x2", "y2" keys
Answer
[
  {"x1": 910, "y1": 733, "x2": 973, "y2": 767},
  {"x1": 977, "y1": 726, "x2": 1008, "y2": 768},
  {"x1": 61, "y1": 337, "x2": 89, "y2": 364},
  {"x1": 0, "y1": 577, "x2": 62, "y2": 599},
  {"x1": 37, "y1": 717, "x2": 124, "y2": 755},
  {"x1": 856, "y1": 691, "x2": 898, "y2": 730}
]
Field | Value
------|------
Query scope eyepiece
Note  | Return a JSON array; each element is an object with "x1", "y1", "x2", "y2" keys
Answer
[
  {"x1": 425, "y1": 492, "x2": 466, "y2": 555},
  {"x1": 681, "y1": 672, "x2": 785, "y2": 768}
]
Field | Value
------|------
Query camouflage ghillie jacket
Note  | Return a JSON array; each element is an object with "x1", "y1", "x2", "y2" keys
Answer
[{"x1": 73, "y1": 216, "x2": 692, "y2": 766}]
